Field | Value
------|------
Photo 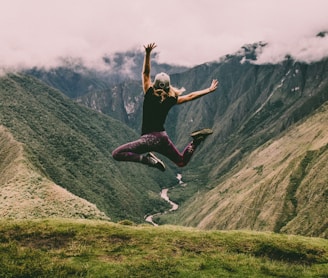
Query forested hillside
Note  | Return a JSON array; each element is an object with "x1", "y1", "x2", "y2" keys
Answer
[{"x1": 0, "y1": 73, "x2": 174, "y2": 222}]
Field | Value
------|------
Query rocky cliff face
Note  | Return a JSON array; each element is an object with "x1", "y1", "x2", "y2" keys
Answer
[
  {"x1": 76, "y1": 80, "x2": 144, "y2": 132},
  {"x1": 173, "y1": 55, "x2": 328, "y2": 175}
]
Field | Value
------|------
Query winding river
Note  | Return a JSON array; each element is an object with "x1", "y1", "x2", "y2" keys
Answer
[{"x1": 145, "y1": 188, "x2": 179, "y2": 226}]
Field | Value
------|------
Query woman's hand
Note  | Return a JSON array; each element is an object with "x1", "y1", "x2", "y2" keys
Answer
[
  {"x1": 209, "y1": 79, "x2": 219, "y2": 92},
  {"x1": 144, "y1": 43, "x2": 157, "y2": 54},
  {"x1": 142, "y1": 43, "x2": 156, "y2": 93}
]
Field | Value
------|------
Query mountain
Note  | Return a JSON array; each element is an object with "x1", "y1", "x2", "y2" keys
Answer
[
  {"x1": 72, "y1": 45, "x2": 328, "y2": 174},
  {"x1": 161, "y1": 55, "x2": 327, "y2": 237},
  {"x1": 65, "y1": 45, "x2": 328, "y2": 237},
  {"x1": 27, "y1": 49, "x2": 189, "y2": 131},
  {"x1": 0, "y1": 73, "x2": 175, "y2": 222},
  {"x1": 161, "y1": 54, "x2": 328, "y2": 238},
  {"x1": 170, "y1": 101, "x2": 328, "y2": 238},
  {"x1": 2, "y1": 42, "x2": 327, "y2": 238},
  {"x1": 171, "y1": 52, "x2": 328, "y2": 170}
]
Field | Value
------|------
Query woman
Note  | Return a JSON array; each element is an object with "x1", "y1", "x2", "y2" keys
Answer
[{"x1": 112, "y1": 43, "x2": 218, "y2": 171}]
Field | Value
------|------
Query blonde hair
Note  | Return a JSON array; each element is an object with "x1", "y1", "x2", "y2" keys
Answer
[{"x1": 168, "y1": 85, "x2": 185, "y2": 97}]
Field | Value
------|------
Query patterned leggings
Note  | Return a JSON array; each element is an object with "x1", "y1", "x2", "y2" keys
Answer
[{"x1": 112, "y1": 131, "x2": 197, "y2": 167}]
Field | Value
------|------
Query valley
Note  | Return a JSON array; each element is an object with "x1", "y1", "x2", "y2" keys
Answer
[
  {"x1": 0, "y1": 45, "x2": 327, "y2": 238},
  {"x1": 146, "y1": 187, "x2": 180, "y2": 226}
]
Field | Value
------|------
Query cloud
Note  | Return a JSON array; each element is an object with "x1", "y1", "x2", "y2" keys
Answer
[
  {"x1": 0, "y1": 0, "x2": 327, "y2": 71},
  {"x1": 254, "y1": 33, "x2": 328, "y2": 64}
]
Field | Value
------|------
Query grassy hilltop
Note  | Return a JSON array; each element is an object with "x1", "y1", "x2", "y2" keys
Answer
[{"x1": 0, "y1": 219, "x2": 327, "y2": 277}]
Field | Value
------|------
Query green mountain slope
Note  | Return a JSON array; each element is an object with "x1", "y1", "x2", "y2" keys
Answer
[
  {"x1": 171, "y1": 101, "x2": 328, "y2": 238},
  {"x1": 0, "y1": 73, "x2": 173, "y2": 222},
  {"x1": 171, "y1": 57, "x2": 328, "y2": 171},
  {"x1": 0, "y1": 125, "x2": 108, "y2": 219}
]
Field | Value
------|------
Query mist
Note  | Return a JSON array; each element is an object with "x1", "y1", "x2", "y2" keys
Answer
[{"x1": 0, "y1": 0, "x2": 327, "y2": 72}]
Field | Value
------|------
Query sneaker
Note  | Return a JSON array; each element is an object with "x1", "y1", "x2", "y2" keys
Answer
[
  {"x1": 146, "y1": 152, "x2": 166, "y2": 172},
  {"x1": 191, "y1": 128, "x2": 213, "y2": 144}
]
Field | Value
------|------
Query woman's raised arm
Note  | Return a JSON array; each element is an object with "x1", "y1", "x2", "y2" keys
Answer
[
  {"x1": 142, "y1": 43, "x2": 157, "y2": 93},
  {"x1": 177, "y1": 79, "x2": 218, "y2": 104}
]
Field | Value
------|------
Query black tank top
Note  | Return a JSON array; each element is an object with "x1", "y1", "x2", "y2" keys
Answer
[{"x1": 141, "y1": 87, "x2": 177, "y2": 135}]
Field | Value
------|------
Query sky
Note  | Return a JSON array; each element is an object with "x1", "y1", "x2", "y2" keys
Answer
[{"x1": 1, "y1": 0, "x2": 328, "y2": 71}]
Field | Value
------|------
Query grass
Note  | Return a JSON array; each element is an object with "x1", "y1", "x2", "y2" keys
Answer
[{"x1": 0, "y1": 219, "x2": 327, "y2": 277}]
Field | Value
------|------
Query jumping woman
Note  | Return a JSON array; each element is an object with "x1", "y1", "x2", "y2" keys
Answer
[{"x1": 112, "y1": 43, "x2": 219, "y2": 171}]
